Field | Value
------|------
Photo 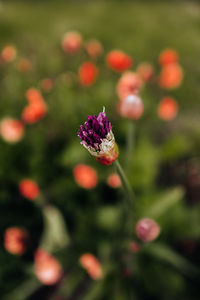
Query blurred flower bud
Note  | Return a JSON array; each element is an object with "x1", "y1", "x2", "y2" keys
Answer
[
  {"x1": 16, "y1": 58, "x2": 32, "y2": 72},
  {"x1": 136, "y1": 62, "x2": 154, "y2": 82},
  {"x1": 136, "y1": 218, "x2": 160, "y2": 242},
  {"x1": 78, "y1": 61, "x2": 98, "y2": 86},
  {"x1": 4, "y1": 227, "x2": 29, "y2": 255},
  {"x1": 0, "y1": 118, "x2": 24, "y2": 143},
  {"x1": 158, "y1": 97, "x2": 178, "y2": 121},
  {"x1": 80, "y1": 253, "x2": 103, "y2": 280},
  {"x1": 61, "y1": 31, "x2": 82, "y2": 54},
  {"x1": 106, "y1": 50, "x2": 132, "y2": 72},
  {"x1": 107, "y1": 173, "x2": 121, "y2": 188},
  {"x1": 117, "y1": 72, "x2": 142, "y2": 101},
  {"x1": 40, "y1": 78, "x2": 53, "y2": 92},
  {"x1": 159, "y1": 49, "x2": 178, "y2": 66},
  {"x1": 118, "y1": 94, "x2": 144, "y2": 120},
  {"x1": 159, "y1": 63, "x2": 183, "y2": 89},
  {"x1": 1, "y1": 45, "x2": 17, "y2": 63},
  {"x1": 34, "y1": 249, "x2": 62, "y2": 285},
  {"x1": 73, "y1": 164, "x2": 97, "y2": 189},
  {"x1": 19, "y1": 179, "x2": 40, "y2": 200},
  {"x1": 86, "y1": 39, "x2": 103, "y2": 59}
]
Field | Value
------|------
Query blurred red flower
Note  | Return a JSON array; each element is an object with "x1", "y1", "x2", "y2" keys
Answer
[
  {"x1": 0, "y1": 118, "x2": 24, "y2": 143},
  {"x1": 159, "y1": 49, "x2": 178, "y2": 66},
  {"x1": 22, "y1": 88, "x2": 47, "y2": 123},
  {"x1": 136, "y1": 218, "x2": 160, "y2": 242},
  {"x1": 158, "y1": 97, "x2": 178, "y2": 121},
  {"x1": 78, "y1": 62, "x2": 98, "y2": 86},
  {"x1": 106, "y1": 50, "x2": 132, "y2": 72},
  {"x1": 61, "y1": 31, "x2": 82, "y2": 54},
  {"x1": 4, "y1": 227, "x2": 29, "y2": 255},
  {"x1": 85, "y1": 39, "x2": 103, "y2": 59},
  {"x1": 34, "y1": 249, "x2": 62, "y2": 285},
  {"x1": 136, "y1": 62, "x2": 154, "y2": 82},
  {"x1": 19, "y1": 179, "x2": 40, "y2": 200},
  {"x1": 117, "y1": 72, "x2": 142, "y2": 101},
  {"x1": 107, "y1": 173, "x2": 121, "y2": 188},
  {"x1": 1, "y1": 45, "x2": 17, "y2": 63},
  {"x1": 73, "y1": 164, "x2": 97, "y2": 189},
  {"x1": 118, "y1": 94, "x2": 144, "y2": 120},
  {"x1": 80, "y1": 253, "x2": 103, "y2": 280},
  {"x1": 159, "y1": 63, "x2": 183, "y2": 89}
]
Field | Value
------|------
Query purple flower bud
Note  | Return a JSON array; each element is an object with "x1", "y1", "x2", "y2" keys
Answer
[{"x1": 78, "y1": 108, "x2": 118, "y2": 165}]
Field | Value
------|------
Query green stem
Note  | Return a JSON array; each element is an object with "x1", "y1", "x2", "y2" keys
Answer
[
  {"x1": 125, "y1": 121, "x2": 135, "y2": 170},
  {"x1": 114, "y1": 159, "x2": 134, "y2": 208}
]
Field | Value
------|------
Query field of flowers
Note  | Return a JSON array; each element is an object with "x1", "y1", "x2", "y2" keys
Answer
[{"x1": 0, "y1": 1, "x2": 200, "y2": 299}]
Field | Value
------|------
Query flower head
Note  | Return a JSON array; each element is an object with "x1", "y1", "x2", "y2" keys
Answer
[
  {"x1": 34, "y1": 249, "x2": 62, "y2": 285},
  {"x1": 78, "y1": 108, "x2": 118, "y2": 165},
  {"x1": 78, "y1": 62, "x2": 98, "y2": 86},
  {"x1": 19, "y1": 179, "x2": 40, "y2": 200},
  {"x1": 159, "y1": 48, "x2": 178, "y2": 66},
  {"x1": 73, "y1": 164, "x2": 97, "y2": 189},
  {"x1": 4, "y1": 227, "x2": 29, "y2": 255},
  {"x1": 0, "y1": 118, "x2": 24, "y2": 143},
  {"x1": 106, "y1": 50, "x2": 132, "y2": 72},
  {"x1": 159, "y1": 63, "x2": 183, "y2": 89},
  {"x1": 136, "y1": 218, "x2": 160, "y2": 242},
  {"x1": 158, "y1": 97, "x2": 178, "y2": 121},
  {"x1": 61, "y1": 30, "x2": 82, "y2": 54},
  {"x1": 80, "y1": 253, "x2": 103, "y2": 280}
]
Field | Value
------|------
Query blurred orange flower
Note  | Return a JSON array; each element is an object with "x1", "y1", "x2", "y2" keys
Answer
[
  {"x1": 80, "y1": 253, "x2": 103, "y2": 280},
  {"x1": 19, "y1": 179, "x2": 40, "y2": 200},
  {"x1": 159, "y1": 49, "x2": 178, "y2": 66},
  {"x1": 85, "y1": 39, "x2": 103, "y2": 59},
  {"x1": 4, "y1": 227, "x2": 29, "y2": 255},
  {"x1": 73, "y1": 164, "x2": 97, "y2": 189},
  {"x1": 0, "y1": 118, "x2": 24, "y2": 143},
  {"x1": 17, "y1": 58, "x2": 32, "y2": 72},
  {"x1": 107, "y1": 173, "x2": 121, "y2": 188},
  {"x1": 158, "y1": 97, "x2": 178, "y2": 121},
  {"x1": 78, "y1": 62, "x2": 98, "y2": 86},
  {"x1": 117, "y1": 72, "x2": 142, "y2": 101},
  {"x1": 118, "y1": 94, "x2": 144, "y2": 120},
  {"x1": 136, "y1": 218, "x2": 160, "y2": 242},
  {"x1": 159, "y1": 63, "x2": 183, "y2": 89},
  {"x1": 61, "y1": 31, "x2": 82, "y2": 54},
  {"x1": 1, "y1": 45, "x2": 17, "y2": 63},
  {"x1": 34, "y1": 249, "x2": 62, "y2": 285},
  {"x1": 22, "y1": 88, "x2": 47, "y2": 123},
  {"x1": 106, "y1": 50, "x2": 132, "y2": 72},
  {"x1": 136, "y1": 62, "x2": 154, "y2": 82}
]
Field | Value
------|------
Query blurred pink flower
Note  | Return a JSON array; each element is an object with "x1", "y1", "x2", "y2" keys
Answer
[
  {"x1": 137, "y1": 62, "x2": 154, "y2": 82},
  {"x1": 136, "y1": 218, "x2": 160, "y2": 242},
  {"x1": 117, "y1": 72, "x2": 142, "y2": 101},
  {"x1": 61, "y1": 31, "x2": 82, "y2": 54},
  {"x1": 0, "y1": 118, "x2": 24, "y2": 143},
  {"x1": 118, "y1": 94, "x2": 144, "y2": 120},
  {"x1": 34, "y1": 249, "x2": 62, "y2": 285}
]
